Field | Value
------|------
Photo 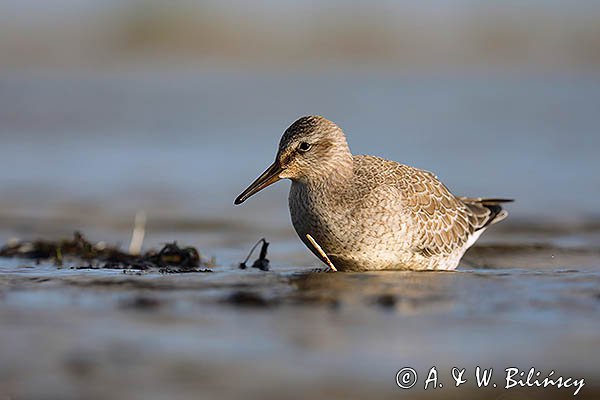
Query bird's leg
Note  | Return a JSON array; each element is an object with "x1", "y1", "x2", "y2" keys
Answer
[{"x1": 306, "y1": 234, "x2": 337, "y2": 272}]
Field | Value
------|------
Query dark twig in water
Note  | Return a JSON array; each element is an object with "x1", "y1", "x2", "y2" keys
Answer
[{"x1": 239, "y1": 238, "x2": 270, "y2": 271}]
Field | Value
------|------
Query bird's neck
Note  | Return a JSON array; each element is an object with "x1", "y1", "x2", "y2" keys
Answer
[{"x1": 303, "y1": 154, "x2": 355, "y2": 198}]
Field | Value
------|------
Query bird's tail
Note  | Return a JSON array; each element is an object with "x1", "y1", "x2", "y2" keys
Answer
[{"x1": 459, "y1": 197, "x2": 514, "y2": 230}]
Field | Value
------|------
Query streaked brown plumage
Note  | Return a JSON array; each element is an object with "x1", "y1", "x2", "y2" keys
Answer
[{"x1": 235, "y1": 115, "x2": 512, "y2": 271}]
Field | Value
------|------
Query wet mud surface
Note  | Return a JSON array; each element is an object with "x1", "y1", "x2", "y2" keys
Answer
[{"x1": 1, "y1": 228, "x2": 599, "y2": 400}]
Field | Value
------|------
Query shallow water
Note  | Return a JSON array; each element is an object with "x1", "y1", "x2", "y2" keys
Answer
[
  {"x1": 1, "y1": 69, "x2": 599, "y2": 399},
  {"x1": 1, "y1": 241, "x2": 599, "y2": 399}
]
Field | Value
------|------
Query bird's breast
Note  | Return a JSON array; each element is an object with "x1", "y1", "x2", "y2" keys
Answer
[
  {"x1": 288, "y1": 180, "x2": 418, "y2": 270},
  {"x1": 288, "y1": 182, "x2": 347, "y2": 253}
]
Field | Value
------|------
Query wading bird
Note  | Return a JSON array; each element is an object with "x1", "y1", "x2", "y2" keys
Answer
[{"x1": 235, "y1": 116, "x2": 511, "y2": 271}]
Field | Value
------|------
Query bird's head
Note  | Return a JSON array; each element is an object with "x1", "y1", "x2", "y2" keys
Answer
[{"x1": 234, "y1": 115, "x2": 352, "y2": 205}]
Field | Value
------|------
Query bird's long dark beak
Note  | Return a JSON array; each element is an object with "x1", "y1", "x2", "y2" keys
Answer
[{"x1": 234, "y1": 161, "x2": 282, "y2": 205}]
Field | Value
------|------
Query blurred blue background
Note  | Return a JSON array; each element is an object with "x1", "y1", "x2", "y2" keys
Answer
[{"x1": 1, "y1": 0, "x2": 599, "y2": 242}]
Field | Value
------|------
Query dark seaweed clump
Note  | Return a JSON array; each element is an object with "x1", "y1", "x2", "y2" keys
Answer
[{"x1": 0, "y1": 232, "x2": 212, "y2": 273}]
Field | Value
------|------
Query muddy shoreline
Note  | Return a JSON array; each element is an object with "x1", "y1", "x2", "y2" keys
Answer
[{"x1": 1, "y1": 225, "x2": 599, "y2": 399}]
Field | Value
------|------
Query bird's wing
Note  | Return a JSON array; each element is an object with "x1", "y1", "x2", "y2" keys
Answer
[
  {"x1": 352, "y1": 156, "x2": 510, "y2": 257},
  {"x1": 399, "y1": 167, "x2": 476, "y2": 257}
]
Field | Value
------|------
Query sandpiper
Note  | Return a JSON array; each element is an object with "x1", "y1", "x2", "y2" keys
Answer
[{"x1": 235, "y1": 116, "x2": 511, "y2": 271}]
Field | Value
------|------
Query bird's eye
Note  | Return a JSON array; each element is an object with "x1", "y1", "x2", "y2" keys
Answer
[{"x1": 298, "y1": 142, "x2": 312, "y2": 152}]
